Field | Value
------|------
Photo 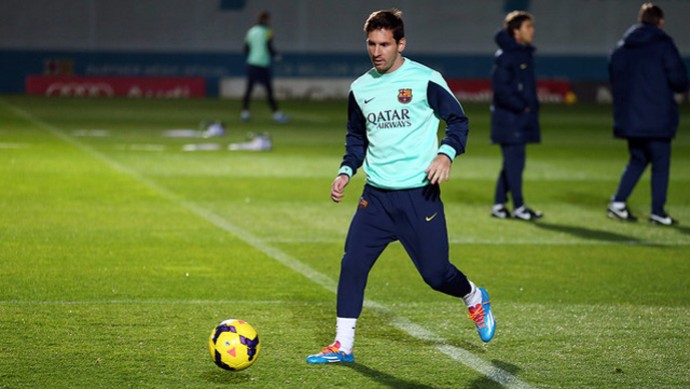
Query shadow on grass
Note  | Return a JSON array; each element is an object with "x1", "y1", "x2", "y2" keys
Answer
[
  {"x1": 533, "y1": 221, "x2": 643, "y2": 243},
  {"x1": 342, "y1": 362, "x2": 435, "y2": 389},
  {"x1": 468, "y1": 359, "x2": 525, "y2": 389},
  {"x1": 202, "y1": 368, "x2": 258, "y2": 385},
  {"x1": 672, "y1": 224, "x2": 690, "y2": 235}
]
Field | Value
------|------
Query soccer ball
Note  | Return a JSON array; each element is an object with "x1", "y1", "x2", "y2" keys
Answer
[{"x1": 208, "y1": 319, "x2": 260, "y2": 371}]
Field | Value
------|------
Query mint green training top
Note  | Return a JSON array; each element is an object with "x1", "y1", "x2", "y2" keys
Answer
[
  {"x1": 338, "y1": 58, "x2": 469, "y2": 190},
  {"x1": 245, "y1": 24, "x2": 273, "y2": 67}
]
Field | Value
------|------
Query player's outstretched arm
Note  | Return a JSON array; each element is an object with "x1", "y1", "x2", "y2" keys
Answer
[
  {"x1": 425, "y1": 154, "x2": 452, "y2": 185},
  {"x1": 330, "y1": 174, "x2": 350, "y2": 203}
]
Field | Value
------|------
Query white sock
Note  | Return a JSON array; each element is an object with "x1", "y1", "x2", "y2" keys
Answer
[
  {"x1": 462, "y1": 281, "x2": 482, "y2": 308},
  {"x1": 611, "y1": 201, "x2": 626, "y2": 209},
  {"x1": 334, "y1": 317, "x2": 356, "y2": 354},
  {"x1": 492, "y1": 204, "x2": 505, "y2": 211}
]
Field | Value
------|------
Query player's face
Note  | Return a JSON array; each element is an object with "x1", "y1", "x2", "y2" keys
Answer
[
  {"x1": 366, "y1": 29, "x2": 406, "y2": 74},
  {"x1": 514, "y1": 19, "x2": 535, "y2": 45}
]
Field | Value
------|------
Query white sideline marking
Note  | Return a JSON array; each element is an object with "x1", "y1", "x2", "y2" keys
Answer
[
  {"x1": 73, "y1": 129, "x2": 110, "y2": 137},
  {"x1": 3, "y1": 99, "x2": 534, "y2": 389},
  {"x1": 0, "y1": 143, "x2": 29, "y2": 149},
  {"x1": 115, "y1": 144, "x2": 167, "y2": 152}
]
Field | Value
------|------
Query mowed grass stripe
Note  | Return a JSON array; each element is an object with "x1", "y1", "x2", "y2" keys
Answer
[
  {"x1": 0, "y1": 299, "x2": 309, "y2": 306},
  {"x1": 259, "y1": 237, "x2": 689, "y2": 245},
  {"x1": 2, "y1": 99, "x2": 535, "y2": 389}
]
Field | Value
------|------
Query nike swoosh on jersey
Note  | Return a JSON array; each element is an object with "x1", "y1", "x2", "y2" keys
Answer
[
  {"x1": 364, "y1": 97, "x2": 375, "y2": 104},
  {"x1": 425, "y1": 213, "x2": 438, "y2": 222}
]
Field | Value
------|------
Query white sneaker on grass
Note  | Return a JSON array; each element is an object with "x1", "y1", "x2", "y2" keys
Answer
[
  {"x1": 649, "y1": 213, "x2": 677, "y2": 226},
  {"x1": 491, "y1": 204, "x2": 510, "y2": 219},
  {"x1": 512, "y1": 205, "x2": 543, "y2": 221},
  {"x1": 607, "y1": 202, "x2": 637, "y2": 222}
]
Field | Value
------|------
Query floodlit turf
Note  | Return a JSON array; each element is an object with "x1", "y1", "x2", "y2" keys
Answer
[{"x1": 0, "y1": 95, "x2": 688, "y2": 388}]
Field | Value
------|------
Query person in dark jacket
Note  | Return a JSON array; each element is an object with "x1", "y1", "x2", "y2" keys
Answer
[
  {"x1": 490, "y1": 11, "x2": 542, "y2": 221},
  {"x1": 607, "y1": 3, "x2": 689, "y2": 225}
]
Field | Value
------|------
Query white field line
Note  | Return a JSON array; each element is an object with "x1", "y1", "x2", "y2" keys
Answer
[
  {"x1": 0, "y1": 142, "x2": 29, "y2": 149},
  {"x1": 120, "y1": 144, "x2": 167, "y2": 151},
  {"x1": 3, "y1": 99, "x2": 534, "y2": 389}
]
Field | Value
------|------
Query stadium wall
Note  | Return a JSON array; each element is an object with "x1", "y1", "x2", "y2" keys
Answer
[{"x1": 1, "y1": 0, "x2": 689, "y2": 101}]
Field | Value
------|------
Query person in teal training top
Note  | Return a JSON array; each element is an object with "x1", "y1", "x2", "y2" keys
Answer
[
  {"x1": 306, "y1": 9, "x2": 495, "y2": 365},
  {"x1": 240, "y1": 10, "x2": 289, "y2": 123}
]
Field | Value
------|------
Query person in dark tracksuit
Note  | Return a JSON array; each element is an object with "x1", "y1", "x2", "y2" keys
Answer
[
  {"x1": 240, "y1": 11, "x2": 289, "y2": 124},
  {"x1": 305, "y1": 9, "x2": 495, "y2": 365},
  {"x1": 607, "y1": 3, "x2": 689, "y2": 226},
  {"x1": 490, "y1": 11, "x2": 543, "y2": 221}
]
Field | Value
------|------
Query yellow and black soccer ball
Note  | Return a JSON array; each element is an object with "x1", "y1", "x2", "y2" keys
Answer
[{"x1": 208, "y1": 319, "x2": 260, "y2": 371}]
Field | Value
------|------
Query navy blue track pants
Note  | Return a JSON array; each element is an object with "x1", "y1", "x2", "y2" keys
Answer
[
  {"x1": 336, "y1": 184, "x2": 472, "y2": 319},
  {"x1": 494, "y1": 143, "x2": 526, "y2": 208},
  {"x1": 613, "y1": 138, "x2": 671, "y2": 215},
  {"x1": 242, "y1": 65, "x2": 278, "y2": 112}
]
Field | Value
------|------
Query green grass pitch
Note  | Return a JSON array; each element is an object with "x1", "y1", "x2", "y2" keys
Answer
[{"x1": 0, "y1": 95, "x2": 688, "y2": 388}]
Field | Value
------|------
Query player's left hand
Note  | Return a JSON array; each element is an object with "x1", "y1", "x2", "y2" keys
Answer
[{"x1": 425, "y1": 154, "x2": 452, "y2": 185}]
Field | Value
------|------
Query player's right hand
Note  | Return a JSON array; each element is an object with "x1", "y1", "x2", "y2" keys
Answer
[{"x1": 330, "y1": 174, "x2": 350, "y2": 203}]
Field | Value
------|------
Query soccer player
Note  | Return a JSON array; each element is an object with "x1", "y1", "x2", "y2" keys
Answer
[
  {"x1": 489, "y1": 11, "x2": 543, "y2": 221},
  {"x1": 607, "y1": 3, "x2": 689, "y2": 225},
  {"x1": 306, "y1": 9, "x2": 495, "y2": 365},
  {"x1": 240, "y1": 11, "x2": 289, "y2": 124}
]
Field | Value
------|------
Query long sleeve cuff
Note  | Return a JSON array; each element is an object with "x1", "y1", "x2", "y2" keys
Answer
[
  {"x1": 438, "y1": 144, "x2": 457, "y2": 161},
  {"x1": 338, "y1": 165, "x2": 353, "y2": 178}
]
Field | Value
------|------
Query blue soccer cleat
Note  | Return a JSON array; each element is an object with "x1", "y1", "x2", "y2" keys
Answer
[
  {"x1": 468, "y1": 287, "x2": 495, "y2": 342},
  {"x1": 273, "y1": 111, "x2": 291, "y2": 124},
  {"x1": 306, "y1": 341, "x2": 354, "y2": 364}
]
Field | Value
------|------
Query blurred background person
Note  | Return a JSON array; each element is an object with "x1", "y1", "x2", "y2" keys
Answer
[
  {"x1": 489, "y1": 11, "x2": 543, "y2": 221},
  {"x1": 240, "y1": 10, "x2": 289, "y2": 124},
  {"x1": 607, "y1": 2, "x2": 689, "y2": 226}
]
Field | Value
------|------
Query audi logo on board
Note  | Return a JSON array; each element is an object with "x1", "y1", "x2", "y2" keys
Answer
[
  {"x1": 45, "y1": 82, "x2": 115, "y2": 97},
  {"x1": 26, "y1": 76, "x2": 206, "y2": 98}
]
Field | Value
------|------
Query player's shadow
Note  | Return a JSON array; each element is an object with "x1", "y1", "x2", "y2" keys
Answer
[
  {"x1": 672, "y1": 224, "x2": 690, "y2": 235},
  {"x1": 342, "y1": 362, "x2": 435, "y2": 389},
  {"x1": 533, "y1": 221, "x2": 643, "y2": 243},
  {"x1": 467, "y1": 359, "x2": 524, "y2": 388}
]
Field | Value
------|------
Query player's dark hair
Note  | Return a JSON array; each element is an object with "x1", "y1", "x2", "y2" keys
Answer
[
  {"x1": 258, "y1": 11, "x2": 270, "y2": 25},
  {"x1": 638, "y1": 3, "x2": 663, "y2": 26},
  {"x1": 364, "y1": 9, "x2": 404, "y2": 42},
  {"x1": 504, "y1": 11, "x2": 533, "y2": 35}
]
